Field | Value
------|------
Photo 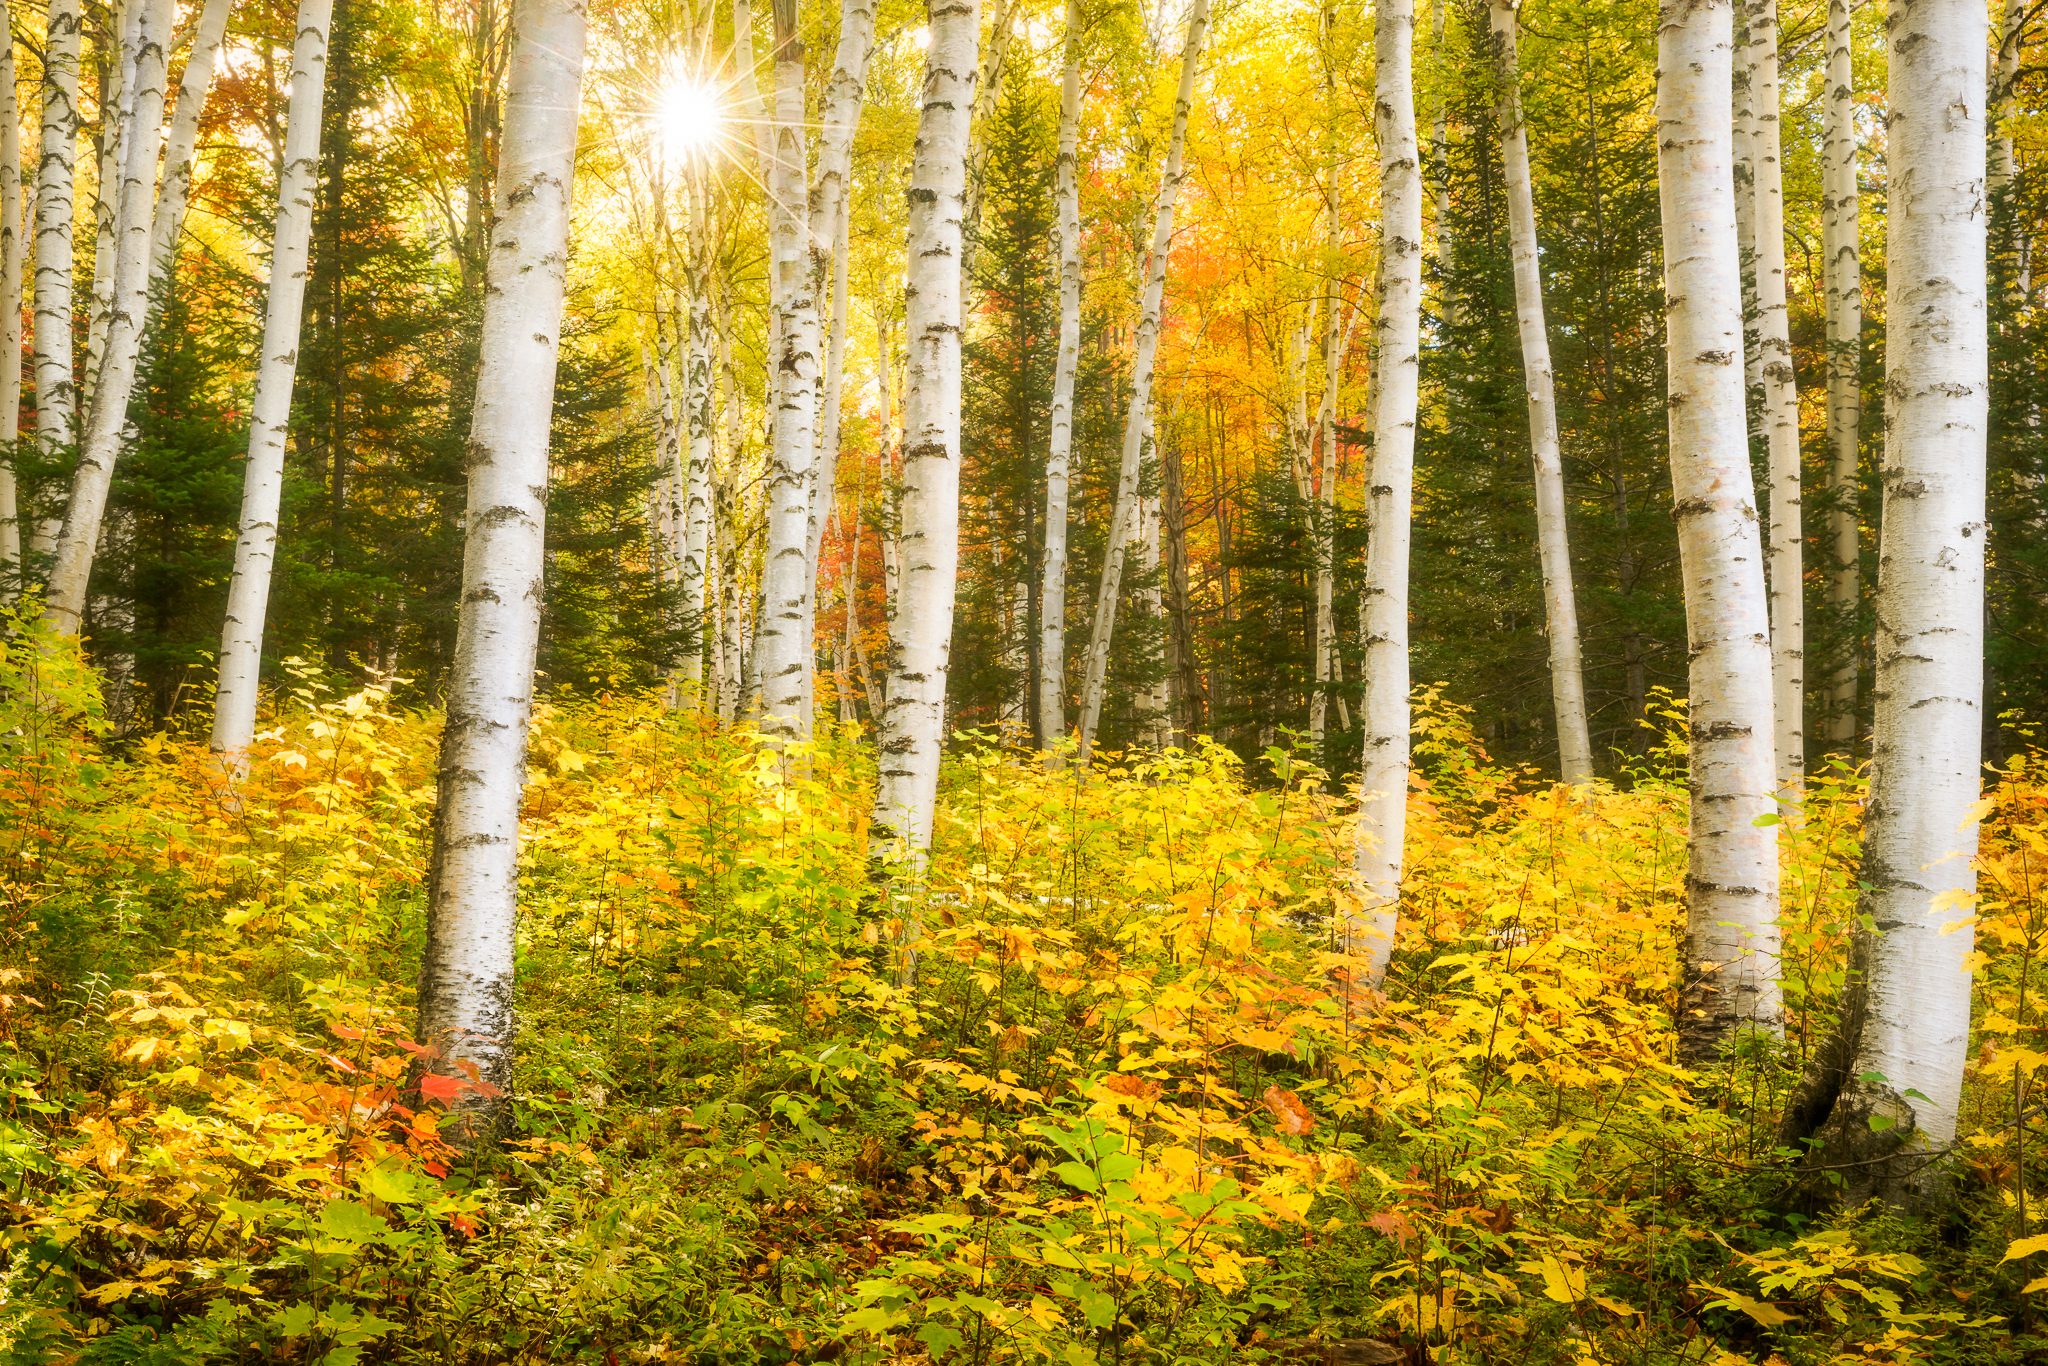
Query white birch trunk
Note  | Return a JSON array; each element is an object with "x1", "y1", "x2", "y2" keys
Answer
[
  {"x1": 1491, "y1": 0, "x2": 1593, "y2": 784},
  {"x1": 413, "y1": 0, "x2": 585, "y2": 1141},
  {"x1": 206, "y1": 0, "x2": 332, "y2": 757},
  {"x1": 1992, "y1": 0, "x2": 2023, "y2": 195},
  {"x1": 1655, "y1": 0, "x2": 1782, "y2": 1057},
  {"x1": 0, "y1": 17, "x2": 23, "y2": 590},
  {"x1": 679, "y1": 168, "x2": 714, "y2": 704},
  {"x1": 146, "y1": 0, "x2": 232, "y2": 284},
  {"x1": 1037, "y1": 0, "x2": 1082, "y2": 757},
  {"x1": 1074, "y1": 0, "x2": 1208, "y2": 765},
  {"x1": 29, "y1": 0, "x2": 84, "y2": 563},
  {"x1": 83, "y1": 0, "x2": 139, "y2": 414},
  {"x1": 1137, "y1": 491, "x2": 1169, "y2": 748},
  {"x1": 1848, "y1": 0, "x2": 1988, "y2": 1149},
  {"x1": 1822, "y1": 0, "x2": 1859, "y2": 748},
  {"x1": 1747, "y1": 0, "x2": 1802, "y2": 788},
  {"x1": 41, "y1": 0, "x2": 170, "y2": 637},
  {"x1": 870, "y1": 0, "x2": 978, "y2": 904},
  {"x1": 1354, "y1": 0, "x2": 1422, "y2": 989},
  {"x1": 753, "y1": 9, "x2": 816, "y2": 743},
  {"x1": 1309, "y1": 157, "x2": 1338, "y2": 757}
]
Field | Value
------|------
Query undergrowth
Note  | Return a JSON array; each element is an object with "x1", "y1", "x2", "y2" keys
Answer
[{"x1": 1, "y1": 613, "x2": 2045, "y2": 1364}]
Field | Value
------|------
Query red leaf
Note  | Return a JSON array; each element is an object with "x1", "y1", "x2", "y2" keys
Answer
[
  {"x1": 1261, "y1": 1086, "x2": 1315, "y2": 1137},
  {"x1": 322, "y1": 1052, "x2": 359, "y2": 1074},
  {"x1": 329, "y1": 1022, "x2": 365, "y2": 1041},
  {"x1": 417, "y1": 1072, "x2": 468, "y2": 1103},
  {"x1": 423, "y1": 1161, "x2": 448, "y2": 1178},
  {"x1": 1367, "y1": 1209, "x2": 1416, "y2": 1249}
]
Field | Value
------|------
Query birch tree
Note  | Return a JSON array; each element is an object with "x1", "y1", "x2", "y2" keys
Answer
[
  {"x1": 1353, "y1": 0, "x2": 1422, "y2": 988},
  {"x1": 413, "y1": 0, "x2": 586, "y2": 1142},
  {"x1": 1781, "y1": 0, "x2": 1987, "y2": 1199},
  {"x1": 1746, "y1": 0, "x2": 1801, "y2": 787},
  {"x1": 147, "y1": 0, "x2": 234, "y2": 283},
  {"x1": 1308, "y1": 10, "x2": 1340, "y2": 760},
  {"x1": 84, "y1": 0, "x2": 141, "y2": 413},
  {"x1": 41, "y1": 0, "x2": 171, "y2": 636},
  {"x1": 208, "y1": 0, "x2": 334, "y2": 764},
  {"x1": 1488, "y1": 0, "x2": 1593, "y2": 785},
  {"x1": 1074, "y1": 0, "x2": 1209, "y2": 764},
  {"x1": 0, "y1": 16, "x2": 23, "y2": 590},
  {"x1": 1655, "y1": 0, "x2": 1781, "y2": 1059},
  {"x1": 869, "y1": 0, "x2": 978, "y2": 933},
  {"x1": 29, "y1": 0, "x2": 84, "y2": 564},
  {"x1": 678, "y1": 169, "x2": 715, "y2": 703},
  {"x1": 1822, "y1": 0, "x2": 1859, "y2": 749},
  {"x1": 1037, "y1": 0, "x2": 1083, "y2": 758}
]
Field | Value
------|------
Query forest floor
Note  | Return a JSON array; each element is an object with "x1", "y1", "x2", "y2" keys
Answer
[{"x1": 1, "y1": 620, "x2": 2046, "y2": 1364}]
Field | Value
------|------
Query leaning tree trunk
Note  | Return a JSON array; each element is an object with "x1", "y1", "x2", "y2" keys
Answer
[
  {"x1": 1747, "y1": 0, "x2": 1802, "y2": 789},
  {"x1": 41, "y1": 0, "x2": 171, "y2": 637},
  {"x1": 1037, "y1": 0, "x2": 1082, "y2": 759},
  {"x1": 1779, "y1": 0, "x2": 1987, "y2": 1204},
  {"x1": 413, "y1": 0, "x2": 585, "y2": 1145},
  {"x1": 1354, "y1": 0, "x2": 1422, "y2": 990},
  {"x1": 1490, "y1": 0, "x2": 1593, "y2": 785},
  {"x1": 83, "y1": 0, "x2": 140, "y2": 417},
  {"x1": 1655, "y1": 0, "x2": 1782, "y2": 1060},
  {"x1": 0, "y1": 15, "x2": 23, "y2": 591},
  {"x1": 29, "y1": 0, "x2": 84, "y2": 565},
  {"x1": 870, "y1": 0, "x2": 979, "y2": 972},
  {"x1": 752, "y1": 0, "x2": 816, "y2": 744},
  {"x1": 146, "y1": 0, "x2": 233, "y2": 283},
  {"x1": 207, "y1": 0, "x2": 333, "y2": 764},
  {"x1": 1822, "y1": 0, "x2": 1860, "y2": 749},
  {"x1": 1074, "y1": 0, "x2": 1209, "y2": 765}
]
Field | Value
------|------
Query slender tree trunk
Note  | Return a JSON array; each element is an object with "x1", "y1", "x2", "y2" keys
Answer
[
  {"x1": 413, "y1": 0, "x2": 584, "y2": 1144},
  {"x1": 1823, "y1": 0, "x2": 1860, "y2": 749},
  {"x1": 753, "y1": 0, "x2": 816, "y2": 742},
  {"x1": 147, "y1": 0, "x2": 233, "y2": 284},
  {"x1": 1354, "y1": 0, "x2": 1421, "y2": 990},
  {"x1": 1747, "y1": 0, "x2": 1802, "y2": 788},
  {"x1": 1655, "y1": 0, "x2": 1782, "y2": 1060},
  {"x1": 1038, "y1": 0, "x2": 1082, "y2": 759},
  {"x1": 83, "y1": 0, "x2": 139, "y2": 415},
  {"x1": 1074, "y1": 0, "x2": 1208, "y2": 765},
  {"x1": 679, "y1": 167, "x2": 715, "y2": 705},
  {"x1": 1309, "y1": 75, "x2": 1338, "y2": 760},
  {"x1": 29, "y1": 0, "x2": 84, "y2": 564},
  {"x1": 0, "y1": 16, "x2": 23, "y2": 592},
  {"x1": 1993, "y1": 0, "x2": 2023, "y2": 196},
  {"x1": 41, "y1": 0, "x2": 170, "y2": 637},
  {"x1": 1490, "y1": 0, "x2": 1592, "y2": 784},
  {"x1": 1781, "y1": 0, "x2": 1986, "y2": 1199},
  {"x1": 206, "y1": 0, "x2": 333, "y2": 760},
  {"x1": 1731, "y1": 2, "x2": 1758, "y2": 411},
  {"x1": 870, "y1": 0, "x2": 978, "y2": 969}
]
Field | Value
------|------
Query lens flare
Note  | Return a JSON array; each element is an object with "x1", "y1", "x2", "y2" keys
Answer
[{"x1": 657, "y1": 81, "x2": 722, "y2": 158}]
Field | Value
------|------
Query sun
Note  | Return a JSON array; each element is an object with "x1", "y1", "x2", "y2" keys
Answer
[{"x1": 656, "y1": 80, "x2": 722, "y2": 160}]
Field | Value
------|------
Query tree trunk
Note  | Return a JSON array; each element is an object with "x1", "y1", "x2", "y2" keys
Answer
[
  {"x1": 41, "y1": 0, "x2": 170, "y2": 637},
  {"x1": 1655, "y1": 0, "x2": 1782, "y2": 1060},
  {"x1": 83, "y1": 0, "x2": 140, "y2": 416},
  {"x1": 0, "y1": 15, "x2": 23, "y2": 593},
  {"x1": 1490, "y1": 0, "x2": 1593, "y2": 784},
  {"x1": 679, "y1": 167, "x2": 715, "y2": 705},
  {"x1": 1993, "y1": 0, "x2": 2023, "y2": 195},
  {"x1": 1747, "y1": 0, "x2": 1802, "y2": 788},
  {"x1": 146, "y1": 0, "x2": 233, "y2": 283},
  {"x1": 413, "y1": 0, "x2": 584, "y2": 1145},
  {"x1": 870, "y1": 0, "x2": 979, "y2": 968},
  {"x1": 29, "y1": 0, "x2": 84, "y2": 564},
  {"x1": 1354, "y1": 0, "x2": 1422, "y2": 990},
  {"x1": 1780, "y1": 0, "x2": 1986, "y2": 1201},
  {"x1": 1822, "y1": 0, "x2": 1860, "y2": 749},
  {"x1": 1074, "y1": 0, "x2": 1208, "y2": 766},
  {"x1": 1309, "y1": 77, "x2": 1338, "y2": 761},
  {"x1": 207, "y1": 0, "x2": 333, "y2": 763},
  {"x1": 1037, "y1": 0, "x2": 1082, "y2": 760}
]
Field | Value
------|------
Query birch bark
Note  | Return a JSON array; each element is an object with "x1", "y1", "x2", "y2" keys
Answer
[
  {"x1": 753, "y1": 0, "x2": 817, "y2": 742},
  {"x1": 29, "y1": 0, "x2": 83, "y2": 564},
  {"x1": 1308, "y1": 103, "x2": 1338, "y2": 759},
  {"x1": 1656, "y1": 0, "x2": 1782, "y2": 1058},
  {"x1": 83, "y1": 0, "x2": 139, "y2": 413},
  {"x1": 1074, "y1": 0, "x2": 1208, "y2": 765},
  {"x1": 1354, "y1": 0, "x2": 1422, "y2": 989},
  {"x1": 41, "y1": 0, "x2": 170, "y2": 637},
  {"x1": 207, "y1": 0, "x2": 333, "y2": 760},
  {"x1": 679, "y1": 168, "x2": 715, "y2": 704},
  {"x1": 1781, "y1": 0, "x2": 1986, "y2": 1197},
  {"x1": 0, "y1": 19, "x2": 22, "y2": 589},
  {"x1": 869, "y1": 0, "x2": 978, "y2": 912},
  {"x1": 1746, "y1": 0, "x2": 1802, "y2": 788},
  {"x1": 1822, "y1": 0, "x2": 1859, "y2": 748},
  {"x1": 413, "y1": 0, "x2": 585, "y2": 1143},
  {"x1": 146, "y1": 0, "x2": 233, "y2": 283},
  {"x1": 1037, "y1": 0, "x2": 1082, "y2": 758},
  {"x1": 1490, "y1": 0, "x2": 1592, "y2": 784}
]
